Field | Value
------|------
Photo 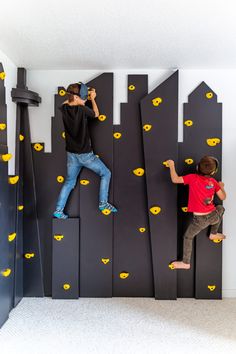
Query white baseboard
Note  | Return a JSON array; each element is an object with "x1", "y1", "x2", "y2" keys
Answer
[{"x1": 222, "y1": 289, "x2": 236, "y2": 298}]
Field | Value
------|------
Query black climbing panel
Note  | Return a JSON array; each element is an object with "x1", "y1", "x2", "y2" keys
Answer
[
  {"x1": 140, "y1": 71, "x2": 179, "y2": 300},
  {"x1": 113, "y1": 75, "x2": 154, "y2": 296},
  {"x1": 180, "y1": 82, "x2": 222, "y2": 299},
  {"x1": 0, "y1": 64, "x2": 7, "y2": 145},
  {"x1": 52, "y1": 218, "x2": 79, "y2": 299}
]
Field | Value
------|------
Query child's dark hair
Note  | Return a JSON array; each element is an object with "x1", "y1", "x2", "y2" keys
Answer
[
  {"x1": 198, "y1": 156, "x2": 218, "y2": 176},
  {"x1": 66, "y1": 83, "x2": 81, "y2": 102}
]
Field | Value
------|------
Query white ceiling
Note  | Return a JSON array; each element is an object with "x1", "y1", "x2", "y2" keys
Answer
[{"x1": 1, "y1": 0, "x2": 236, "y2": 69}]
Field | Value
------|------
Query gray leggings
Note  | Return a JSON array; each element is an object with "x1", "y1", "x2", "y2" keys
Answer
[{"x1": 183, "y1": 205, "x2": 225, "y2": 264}]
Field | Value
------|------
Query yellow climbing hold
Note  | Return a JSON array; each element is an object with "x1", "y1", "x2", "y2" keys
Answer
[
  {"x1": 150, "y1": 206, "x2": 161, "y2": 215},
  {"x1": 169, "y1": 263, "x2": 175, "y2": 270},
  {"x1": 1, "y1": 268, "x2": 11, "y2": 277},
  {"x1": 57, "y1": 176, "x2": 64, "y2": 183},
  {"x1": 101, "y1": 258, "x2": 110, "y2": 265},
  {"x1": 120, "y1": 272, "x2": 129, "y2": 279},
  {"x1": 80, "y1": 179, "x2": 90, "y2": 185},
  {"x1": 34, "y1": 143, "x2": 43, "y2": 151},
  {"x1": 59, "y1": 89, "x2": 66, "y2": 96},
  {"x1": 8, "y1": 233, "x2": 16, "y2": 242},
  {"x1": 143, "y1": 124, "x2": 152, "y2": 132},
  {"x1": 181, "y1": 207, "x2": 188, "y2": 212},
  {"x1": 54, "y1": 234, "x2": 64, "y2": 241},
  {"x1": 19, "y1": 134, "x2": 25, "y2": 141},
  {"x1": 212, "y1": 239, "x2": 222, "y2": 244},
  {"x1": 128, "y1": 85, "x2": 135, "y2": 91},
  {"x1": 98, "y1": 115, "x2": 107, "y2": 122},
  {"x1": 208, "y1": 285, "x2": 216, "y2": 292},
  {"x1": 184, "y1": 120, "x2": 193, "y2": 127},
  {"x1": 1, "y1": 153, "x2": 12, "y2": 162},
  {"x1": 0, "y1": 123, "x2": 6, "y2": 130},
  {"x1": 18, "y1": 205, "x2": 24, "y2": 211},
  {"x1": 206, "y1": 92, "x2": 213, "y2": 99},
  {"x1": 0, "y1": 72, "x2": 6, "y2": 80},
  {"x1": 163, "y1": 161, "x2": 169, "y2": 167},
  {"x1": 139, "y1": 228, "x2": 146, "y2": 233},
  {"x1": 206, "y1": 138, "x2": 221, "y2": 147},
  {"x1": 101, "y1": 209, "x2": 111, "y2": 216},
  {"x1": 185, "y1": 158, "x2": 194, "y2": 165},
  {"x1": 63, "y1": 284, "x2": 71, "y2": 290},
  {"x1": 113, "y1": 132, "x2": 121, "y2": 139},
  {"x1": 62, "y1": 132, "x2": 65, "y2": 139},
  {"x1": 152, "y1": 97, "x2": 162, "y2": 107},
  {"x1": 25, "y1": 253, "x2": 35, "y2": 259},
  {"x1": 133, "y1": 168, "x2": 145, "y2": 176},
  {"x1": 9, "y1": 176, "x2": 19, "y2": 184}
]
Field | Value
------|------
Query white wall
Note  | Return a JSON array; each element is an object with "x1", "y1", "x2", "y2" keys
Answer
[
  {"x1": 0, "y1": 49, "x2": 17, "y2": 174},
  {"x1": 25, "y1": 69, "x2": 236, "y2": 298}
]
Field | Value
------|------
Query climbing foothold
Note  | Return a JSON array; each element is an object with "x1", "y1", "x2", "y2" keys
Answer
[
  {"x1": 206, "y1": 92, "x2": 213, "y2": 99},
  {"x1": 19, "y1": 134, "x2": 25, "y2": 141},
  {"x1": 0, "y1": 71, "x2": 6, "y2": 80},
  {"x1": 169, "y1": 263, "x2": 175, "y2": 270},
  {"x1": 18, "y1": 205, "x2": 24, "y2": 211},
  {"x1": 62, "y1": 132, "x2": 65, "y2": 139},
  {"x1": 150, "y1": 206, "x2": 161, "y2": 215},
  {"x1": 152, "y1": 97, "x2": 162, "y2": 107},
  {"x1": 80, "y1": 179, "x2": 90, "y2": 185},
  {"x1": 101, "y1": 258, "x2": 110, "y2": 265},
  {"x1": 119, "y1": 272, "x2": 129, "y2": 279},
  {"x1": 208, "y1": 285, "x2": 216, "y2": 291},
  {"x1": 24, "y1": 253, "x2": 35, "y2": 259},
  {"x1": 1, "y1": 153, "x2": 12, "y2": 162},
  {"x1": 59, "y1": 89, "x2": 66, "y2": 96},
  {"x1": 0, "y1": 123, "x2": 6, "y2": 130},
  {"x1": 98, "y1": 115, "x2": 107, "y2": 122},
  {"x1": 185, "y1": 158, "x2": 194, "y2": 165},
  {"x1": 34, "y1": 143, "x2": 43, "y2": 151},
  {"x1": 163, "y1": 161, "x2": 169, "y2": 167},
  {"x1": 139, "y1": 227, "x2": 146, "y2": 233},
  {"x1": 8, "y1": 232, "x2": 16, "y2": 242},
  {"x1": 181, "y1": 207, "x2": 188, "y2": 212},
  {"x1": 212, "y1": 239, "x2": 222, "y2": 243},
  {"x1": 54, "y1": 234, "x2": 64, "y2": 241},
  {"x1": 1, "y1": 268, "x2": 11, "y2": 277},
  {"x1": 184, "y1": 120, "x2": 193, "y2": 127},
  {"x1": 63, "y1": 283, "x2": 71, "y2": 290},
  {"x1": 113, "y1": 132, "x2": 122, "y2": 139},
  {"x1": 128, "y1": 84, "x2": 135, "y2": 91},
  {"x1": 206, "y1": 138, "x2": 221, "y2": 147},
  {"x1": 57, "y1": 176, "x2": 64, "y2": 183},
  {"x1": 133, "y1": 168, "x2": 145, "y2": 176},
  {"x1": 9, "y1": 176, "x2": 19, "y2": 184},
  {"x1": 143, "y1": 124, "x2": 152, "y2": 132},
  {"x1": 101, "y1": 209, "x2": 111, "y2": 216}
]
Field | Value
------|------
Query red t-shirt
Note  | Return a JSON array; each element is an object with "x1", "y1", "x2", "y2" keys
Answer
[{"x1": 182, "y1": 174, "x2": 221, "y2": 213}]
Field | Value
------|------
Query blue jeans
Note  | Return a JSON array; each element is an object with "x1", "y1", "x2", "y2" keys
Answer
[{"x1": 56, "y1": 151, "x2": 111, "y2": 211}]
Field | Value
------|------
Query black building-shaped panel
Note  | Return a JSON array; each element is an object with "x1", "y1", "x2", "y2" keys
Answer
[
  {"x1": 140, "y1": 71, "x2": 178, "y2": 300},
  {"x1": 113, "y1": 75, "x2": 154, "y2": 296}
]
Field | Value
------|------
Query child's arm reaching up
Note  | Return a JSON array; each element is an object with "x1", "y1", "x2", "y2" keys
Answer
[{"x1": 167, "y1": 160, "x2": 184, "y2": 184}]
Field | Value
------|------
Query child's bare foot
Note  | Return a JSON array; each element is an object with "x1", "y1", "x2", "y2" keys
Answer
[
  {"x1": 209, "y1": 233, "x2": 226, "y2": 240},
  {"x1": 171, "y1": 261, "x2": 191, "y2": 270}
]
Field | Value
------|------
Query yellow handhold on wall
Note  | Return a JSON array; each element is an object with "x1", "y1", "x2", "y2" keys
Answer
[
  {"x1": 19, "y1": 134, "x2": 25, "y2": 141},
  {"x1": 150, "y1": 206, "x2": 161, "y2": 215},
  {"x1": 9, "y1": 176, "x2": 19, "y2": 184},
  {"x1": 0, "y1": 71, "x2": 6, "y2": 80},
  {"x1": 57, "y1": 176, "x2": 64, "y2": 183},
  {"x1": 98, "y1": 115, "x2": 107, "y2": 122},
  {"x1": 212, "y1": 239, "x2": 222, "y2": 243},
  {"x1": 143, "y1": 124, "x2": 152, "y2": 132},
  {"x1": 34, "y1": 143, "x2": 43, "y2": 151},
  {"x1": 152, "y1": 97, "x2": 162, "y2": 106},
  {"x1": 208, "y1": 285, "x2": 216, "y2": 291},
  {"x1": 1, "y1": 268, "x2": 11, "y2": 277},
  {"x1": 8, "y1": 233, "x2": 16, "y2": 242},
  {"x1": 25, "y1": 253, "x2": 35, "y2": 259},
  {"x1": 63, "y1": 283, "x2": 71, "y2": 290},
  {"x1": 62, "y1": 132, "x2": 65, "y2": 139},
  {"x1": 206, "y1": 138, "x2": 221, "y2": 147},
  {"x1": 54, "y1": 234, "x2": 64, "y2": 241},
  {"x1": 185, "y1": 158, "x2": 194, "y2": 165},
  {"x1": 101, "y1": 258, "x2": 110, "y2": 265},
  {"x1": 1, "y1": 153, "x2": 12, "y2": 162},
  {"x1": 184, "y1": 120, "x2": 193, "y2": 127},
  {"x1": 206, "y1": 92, "x2": 213, "y2": 99},
  {"x1": 181, "y1": 207, "x2": 188, "y2": 212},
  {"x1": 0, "y1": 123, "x2": 6, "y2": 130},
  {"x1": 18, "y1": 205, "x2": 24, "y2": 211},
  {"x1": 101, "y1": 209, "x2": 111, "y2": 216},
  {"x1": 139, "y1": 227, "x2": 146, "y2": 233},
  {"x1": 128, "y1": 85, "x2": 135, "y2": 91},
  {"x1": 59, "y1": 89, "x2": 66, "y2": 96},
  {"x1": 133, "y1": 168, "x2": 145, "y2": 176},
  {"x1": 80, "y1": 179, "x2": 90, "y2": 185},
  {"x1": 113, "y1": 132, "x2": 122, "y2": 139},
  {"x1": 163, "y1": 161, "x2": 169, "y2": 167},
  {"x1": 169, "y1": 263, "x2": 175, "y2": 270},
  {"x1": 120, "y1": 272, "x2": 129, "y2": 279}
]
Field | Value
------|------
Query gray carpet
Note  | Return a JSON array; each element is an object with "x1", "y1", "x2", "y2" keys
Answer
[{"x1": 0, "y1": 298, "x2": 236, "y2": 354}]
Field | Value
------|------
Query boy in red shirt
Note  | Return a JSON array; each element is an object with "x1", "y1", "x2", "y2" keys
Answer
[{"x1": 167, "y1": 156, "x2": 226, "y2": 270}]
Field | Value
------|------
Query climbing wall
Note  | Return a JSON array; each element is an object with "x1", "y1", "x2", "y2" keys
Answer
[
  {"x1": 179, "y1": 82, "x2": 222, "y2": 299},
  {"x1": 113, "y1": 75, "x2": 154, "y2": 296},
  {"x1": 140, "y1": 71, "x2": 179, "y2": 300}
]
